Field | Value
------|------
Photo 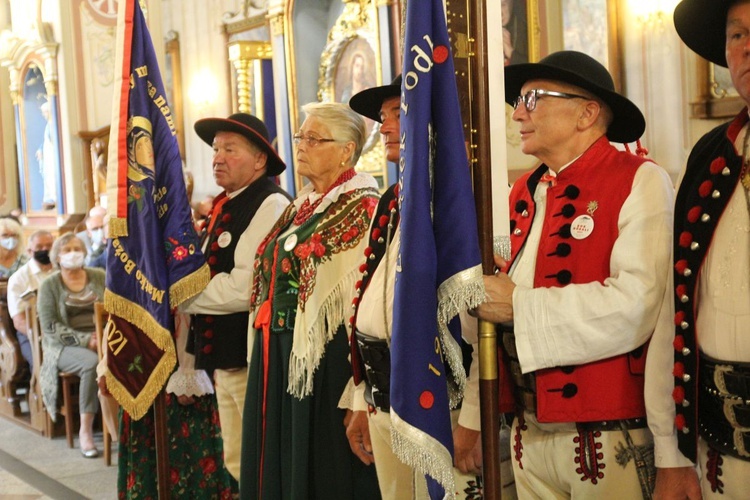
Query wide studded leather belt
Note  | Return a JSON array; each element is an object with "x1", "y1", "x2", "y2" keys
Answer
[
  {"x1": 355, "y1": 330, "x2": 391, "y2": 413},
  {"x1": 699, "y1": 354, "x2": 750, "y2": 461}
]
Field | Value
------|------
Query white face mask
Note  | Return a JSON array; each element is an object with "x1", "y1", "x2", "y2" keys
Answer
[
  {"x1": 90, "y1": 228, "x2": 104, "y2": 247},
  {"x1": 59, "y1": 251, "x2": 85, "y2": 269},
  {"x1": 0, "y1": 237, "x2": 18, "y2": 251}
]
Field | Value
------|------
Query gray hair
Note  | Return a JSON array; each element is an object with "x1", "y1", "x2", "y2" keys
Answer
[
  {"x1": 301, "y1": 102, "x2": 367, "y2": 165},
  {"x1": 0, "y1": 217, "x2": 24, "y2": 253},
  {"x1": 50, "y1": 233, "x2": 86, "y2": 269}
]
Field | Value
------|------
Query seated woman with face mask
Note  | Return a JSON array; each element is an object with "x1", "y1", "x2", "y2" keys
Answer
[
  {"x1": 0, "y1": 217, "x2": 27, "y2": 278},
  {"x1": 37, "y1": 232, "x2": 105, "y2": 458}
]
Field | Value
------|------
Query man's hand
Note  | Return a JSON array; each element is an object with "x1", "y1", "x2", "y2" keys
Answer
[
  {"x1": 653, "y1": 466, "x2": 702, "y2": 500},
  {"x1": 453, "y1": 425, "x2": 482, "y2": 474},
  {"x1": 345, "y1": 410, "x2": 374, "y2": 465},
  {"x1": 473, "y1": 255, "x2": 515, "y2": 324}
]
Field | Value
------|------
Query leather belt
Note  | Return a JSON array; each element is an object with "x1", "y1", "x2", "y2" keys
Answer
[
  {"x1": 355, "y1": 330, "x2": 391, "y2": 413},
  {"x1": 699, "y1": 355, "x2": 750, "y2": 461},
  {"x1": 577, "y1": 418, "x2": 647, "y2": 432}
]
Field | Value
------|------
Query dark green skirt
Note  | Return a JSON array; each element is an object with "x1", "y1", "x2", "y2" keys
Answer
[{"x1": 240, "y1": 325, "x2": 380, "y2": 500}]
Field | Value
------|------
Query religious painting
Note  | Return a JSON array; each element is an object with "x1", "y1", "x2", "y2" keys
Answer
[
  {"x1": 19, "y1": 65, "x2": 64, "y2": 213},
  {"x1": 333, "y1": 37, "x2": 377, "y2": 103},
  {"x1": 503, "y1": 0, "x2": 530, "y2": 65}
]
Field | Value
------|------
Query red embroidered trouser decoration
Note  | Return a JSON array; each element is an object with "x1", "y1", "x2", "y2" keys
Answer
[
  {"x1": 706, "y1": 447, "x2": 725, "y2": 494},
  {"x1": 573, "y1": 428, "x2": 605, "y2": 484},
  {"x1": 514, "y1": 413, "x2": 527, "y2": 469},
  {"x1": 254, "y1": 241, "x2": 281, "y2": 499}
]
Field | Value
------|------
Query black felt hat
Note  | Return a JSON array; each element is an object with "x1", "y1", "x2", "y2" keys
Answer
[
  {"x1": 674, "y1": 0, "x2": 731, "y2": 68},
  {"x1": 194, "y1": 113, "x2": 286, "y2": 176},
  {"x1": 348, "y1": 75, "x2": 402, "y2": 123},
  {"x1": 504, "y1": 51, "x2": 646, "y2": 143}
]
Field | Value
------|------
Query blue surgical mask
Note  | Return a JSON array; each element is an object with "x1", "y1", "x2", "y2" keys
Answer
[{"x1": 0, "y1": 236, "x2": 18, "y2": 251}]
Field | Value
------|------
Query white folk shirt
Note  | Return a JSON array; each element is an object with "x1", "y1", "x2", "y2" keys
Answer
[
  {"x1": 646, "y1": 124, "x2": 750, "y2": 468},
  {"x1": 353, "y1": 226, "x2": 481, "y2": 431},
  {"x1": 7, "y1": 258, "x2": 55, "y2": 319}
]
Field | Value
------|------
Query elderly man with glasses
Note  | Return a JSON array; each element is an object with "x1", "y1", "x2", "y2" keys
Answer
[{"x1": 474, "y1": 50, "x2": 674, "y2": 498}]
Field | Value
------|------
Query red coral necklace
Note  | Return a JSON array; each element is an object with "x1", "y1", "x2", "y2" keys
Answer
[{"x1": 293, "y1": 168, "x2": 356, "y2": 226}]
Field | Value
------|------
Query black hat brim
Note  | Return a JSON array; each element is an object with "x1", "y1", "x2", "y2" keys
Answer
[
  {"x1": 349, "y1": 77, "x2": 401, "y2": 123},
  {"x1": 674, "y1": 0, "x2": 730, "y2": 68},
  {"x1": 194, "y1": 117, "x2": 286, "y2": 176},
  {"x1": 504, "y1": 63, "x2": 646, "y2": 144}
]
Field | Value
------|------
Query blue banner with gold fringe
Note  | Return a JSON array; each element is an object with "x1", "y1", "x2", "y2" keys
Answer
[
  {"x1": 104, "y1": 0, "x2": 209, "y2": 420},
  {"x1": 390, "y1": 0, "x2": 485, "y2": 497}
]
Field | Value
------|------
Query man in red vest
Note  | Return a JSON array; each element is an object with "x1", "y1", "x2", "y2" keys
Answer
[
  {"x1": 647, "y1": 1, "x2": 750, "y2": 498},
  {"x1": 475, "y1": 51, "x2": 674, "y2": 497}
]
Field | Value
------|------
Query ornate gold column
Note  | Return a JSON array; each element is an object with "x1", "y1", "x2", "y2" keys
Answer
[{"x1": 227, "y1": 41, "x2": 272, "y2": 115}]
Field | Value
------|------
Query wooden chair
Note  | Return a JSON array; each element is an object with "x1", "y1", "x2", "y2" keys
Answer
[{"x1": 59, "y1": 371, "x2": 80, "y2": 448}]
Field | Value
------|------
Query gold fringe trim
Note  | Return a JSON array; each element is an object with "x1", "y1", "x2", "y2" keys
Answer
[
  {"x1": 104, "y1": 290, "x2": 174, "y2": 350},
  {"x1": 105, "y1": 348, "x2": 175, "y2": 421},
  {"x1": 103, "y1": 290, "x2": 176, "y2": 420},
  {"x1": 391, "y1": 409, "x2": 456, "y2": 499},
  {"x1": 109, "y1": 216, "x2": 129, "y2": 238},
  {"x1": 437, "y1": 264, "x2": 485, "y2": 409},
  {"x1": 169, "y1": 263, "x2": 210, "y2": 308}
]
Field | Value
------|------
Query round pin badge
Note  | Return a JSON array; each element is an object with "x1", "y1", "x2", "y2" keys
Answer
[
  {"x1": 570, "y1": 214, "x2": 594, "y2": 240},
  {"x1": 217, "y1": 231, "x2": 232, "y2": 248},
  {"x1": 283, "y1": 234, "x2": 298, "y2": 252}
]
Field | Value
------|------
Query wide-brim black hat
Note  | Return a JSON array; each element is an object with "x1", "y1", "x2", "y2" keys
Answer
[
  {"x1": 674, "y1": 0, "x2": 731, "y2": 68},
  {"x1": 504, "y1": 51, "x2": 646, "y2": 143},
  {"x1": 194, "y1": 113, "x2": 286, "y2": 176},
  {"x1": 349, "y1": 75, "x2": 402, "y2": 123}
]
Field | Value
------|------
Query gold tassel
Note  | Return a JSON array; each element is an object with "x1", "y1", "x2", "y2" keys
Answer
[{"x1": 108, "y1": 217, "x2": 129, "y2": 238}]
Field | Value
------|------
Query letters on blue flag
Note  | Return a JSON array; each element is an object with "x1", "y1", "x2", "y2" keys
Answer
[
  {"x1": 390, "y1": 0, "x2": 485, "y2": 497},
  {"x1": 104, "y1": 0, "x2": 209, "y2": 420}
]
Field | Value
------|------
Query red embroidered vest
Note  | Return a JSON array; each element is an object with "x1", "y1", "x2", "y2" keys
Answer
[{"x1": 507, "y1": 137, "x2": 650, "y2": 422}]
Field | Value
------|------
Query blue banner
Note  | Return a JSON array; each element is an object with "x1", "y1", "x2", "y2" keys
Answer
[
  {"x1": 104, "y1": 0, "x2": 209, "y2": 420},
  {"x1": 391, "y1": 0, "x2": 485, "y2": 497}
]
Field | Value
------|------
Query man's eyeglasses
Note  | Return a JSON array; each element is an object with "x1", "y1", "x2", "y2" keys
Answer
[
  {"x1": 513, "y1": 89, "x2": 589, "y2": 112},
  {"x1": 292, "y1": 134, "x2": 337, "y2": 147}
]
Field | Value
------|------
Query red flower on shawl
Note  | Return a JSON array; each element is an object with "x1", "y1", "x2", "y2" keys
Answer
[
  {"x1": 127, "y1": 472, "x2": 136, "y2": 489},
  {"x1": 181, "y1": 421, "x2": 189, "y2": 438},
  {"x1": 310, "y1": 233, "x2": 326, "y2": 258},
  {"x1": 170, "y1": 468, "x2": 180, "y2": 485},
  {"x1": 294, "y1": 243, "x2": 312, "y2": 260},
  {"x1": 342, "y1": 227, "x2": 360, "y2": 243},
  {"x1": 361, "y1": 196, "x2": 378, "y2": 217}
]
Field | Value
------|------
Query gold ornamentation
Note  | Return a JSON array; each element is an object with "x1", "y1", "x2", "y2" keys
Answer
[{"x1": 587, "y1": 201, "x2": 599, "y2": 216}]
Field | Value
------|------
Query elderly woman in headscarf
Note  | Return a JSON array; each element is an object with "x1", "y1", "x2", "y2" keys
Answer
[{"x1": 240, "y1": 102, "x2": 381, "y2": 499}]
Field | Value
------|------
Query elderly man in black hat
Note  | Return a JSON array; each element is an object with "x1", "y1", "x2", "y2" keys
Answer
[
  {"x1": 181, "y1": 113, "x2": 291, "y2": 481},
  {"x1": 474, "y1": 50, "x2": 674, "y2": 497},
  {"x1": 345, "y1": 77, "x2": 485, "y2": 498},
  {"x1": 646, "y1": 2, "x2": 750, "y2": 498}
]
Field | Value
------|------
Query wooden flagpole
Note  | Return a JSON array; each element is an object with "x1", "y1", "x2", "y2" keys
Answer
[
  {"x1": 468, "y1": 0, "x2": 502, "y2": 498},
  {"x1": 154, "y1": 390, "x2": 170, "y2": 499}
]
